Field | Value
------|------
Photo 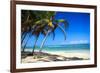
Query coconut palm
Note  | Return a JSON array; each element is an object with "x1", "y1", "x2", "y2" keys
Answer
[
  {"x1": 21, "y1": 10, "x2": 33, "y2": 52},
  {"x1": 21, "y1": 10, "x2": 41, "y2": 52},
  {"x1": 21, "y1": 10, "x2": 56, "y2": 52},
  {"x1": 21, "y1": 10, "x2": 69, "y2": 54},
  {"x1": 39, "y1": 18, "x2": 68, "y2": 52}
]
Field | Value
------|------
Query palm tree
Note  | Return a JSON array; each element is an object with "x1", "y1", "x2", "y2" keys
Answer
[
  {"x1": 21, "y1": 10, "x2": 33, "y2": 52},
  {"x1": 39, "y1": 19, "x2": 68, "y2": 52},
  {"x1": 21, "y1": 10, "x2": 69, "y2": 55},
  {"x1": 21, "y1": 10, "x2": 56, "y2": 53}
]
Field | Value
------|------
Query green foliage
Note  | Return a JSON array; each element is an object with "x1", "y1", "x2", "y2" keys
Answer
[{"x1": 21, "y1": 10, "x2": 69, "y2": 53}]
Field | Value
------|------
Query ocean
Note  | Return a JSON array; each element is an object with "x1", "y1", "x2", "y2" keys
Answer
[{"x1": 22, "y1": 44, "x2": 90, "y2": 53}]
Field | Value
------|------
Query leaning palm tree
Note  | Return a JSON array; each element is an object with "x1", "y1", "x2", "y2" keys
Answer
[
  {"x1": 21, "y1": 10, "x2": 56, "y2": 53},
  {"x1": 21, "y1": 10, "x2": 33, "y2": 52},
  {"x1": 21, "y1": 10, "x2": 43, "y2": 52},
  {"x1": 39, "y1": 18, "x2": 68, "y2": 52},
  {"x1": 21, "y1": 10, "x2": 69, "y2": 55},
  {"x1": 31, "y1": 11, "x2": 68, "y2": 52}
]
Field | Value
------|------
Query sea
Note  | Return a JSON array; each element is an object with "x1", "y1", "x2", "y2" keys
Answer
[{"x1": 22, "y1": 44, "x2": 90, "y2": 53}]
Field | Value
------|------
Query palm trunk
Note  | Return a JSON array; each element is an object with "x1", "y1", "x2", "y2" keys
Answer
[
  {"x1": 21, "y1": 32, "x2": 25, "y2": 39},
  {"x1": 39, "y1": 30, "x2": 51, "y2": 52},
  {"x1": 21, "y1": 32, "x2": 28, "y2": 45},
  {"x1": 52, "y1": 30, "x2": 55, "y2": 40},
  {"x1": 22, "y1": 34, "x2": 32, "y2": 52},
  {"x1": 32, "y1": 36, "x2": 39, "y2": 53},
  {"x1": 57, "y1": 24, "x2": 67, "y2": 40}
]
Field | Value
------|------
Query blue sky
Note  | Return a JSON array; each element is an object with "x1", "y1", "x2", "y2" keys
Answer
[{"x1": 22, "y1": 11, "x2": 90, "y2": 47}]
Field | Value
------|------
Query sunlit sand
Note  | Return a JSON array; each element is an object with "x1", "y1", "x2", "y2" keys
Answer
[{"x1": 21, "y1": 48, "x2": 90, "y2": 63}]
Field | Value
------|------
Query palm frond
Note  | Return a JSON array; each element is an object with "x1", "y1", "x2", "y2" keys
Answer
[
  {"x1": 56, "y1": 24, "x2": 67, "y2": 40},
  {"x1": 57, "y1": 19, "x2": 69, "y2": 29}
]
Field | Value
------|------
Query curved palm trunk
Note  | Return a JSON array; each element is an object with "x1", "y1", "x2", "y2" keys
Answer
[
  {"x1": 21, "y1": 32, "x2": 25, "y2": 39},
  {"x1": 32, "y1": 35, "x2": 39, "y2": 53},
  {"x1": 22, "y1": 34, "x2": 32, "y2": 52},
  {"x1": 57, "y1": 24, "x2": 67, "y2": 40},
  {"x1": 52, "y1": 30, "x2": 55, "y2": 40},
  {"x1": 21, "y1": 32, "x2": 28, "y2": 45},
  {"x1": 39, "y1": 30, "x2": 51, "y2": 52}
]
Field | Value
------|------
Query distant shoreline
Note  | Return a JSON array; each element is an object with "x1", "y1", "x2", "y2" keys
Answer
[{"x1": 22, "y1": 43, "x2": 90, "y2": 49}]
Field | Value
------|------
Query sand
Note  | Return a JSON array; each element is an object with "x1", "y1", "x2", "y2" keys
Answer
[{"x1": 21, "y1": 50, "x2": 90, "y2": 63}]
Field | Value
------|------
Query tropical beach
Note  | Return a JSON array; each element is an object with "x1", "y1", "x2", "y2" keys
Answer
[
  {"x1": 21, "y1": 10, "x2": 90, "y2": 63},
  {"x1": 21, "y1": 51, "x2": 90, "y2": 63},
  {"x1": 21, "y1": 44, "x2": 90, "y2": 63}
]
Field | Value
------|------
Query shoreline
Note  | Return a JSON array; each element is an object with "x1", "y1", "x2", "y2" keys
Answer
[{"x1": 21, "y1": 49, "x2": 90, "y2": 63}]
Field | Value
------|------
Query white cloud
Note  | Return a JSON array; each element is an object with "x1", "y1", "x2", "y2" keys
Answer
[
  {"x1": 69, "y1": 40, "x2": 89, "y2": 44},
  {"x1": 61, "y1": 40, "x2": 89, "y2": 45}
]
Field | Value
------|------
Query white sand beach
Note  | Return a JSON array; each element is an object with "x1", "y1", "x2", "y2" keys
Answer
[
  {"x1": 21, "y1": 48, "x2": 90, "y2": 63},
  {"x1": 46, "y1": 51, "x2": 90, "y2": 59}
]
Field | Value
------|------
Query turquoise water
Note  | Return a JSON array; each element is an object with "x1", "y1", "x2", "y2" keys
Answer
[{"x1": 23, "y1": 44, "x2": 90, "y2": 52}]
